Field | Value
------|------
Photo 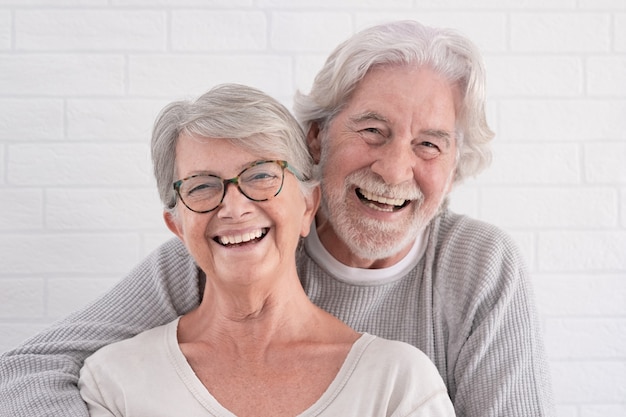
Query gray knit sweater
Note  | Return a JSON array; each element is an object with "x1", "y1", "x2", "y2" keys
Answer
[{"x1": 0, "y1": 209, "x2": 554, "y2": 417}]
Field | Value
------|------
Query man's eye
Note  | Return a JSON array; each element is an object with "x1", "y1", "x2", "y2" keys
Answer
[
  {"x1": 415, "y1": 142, "x2": 441, "y2": 160},
  {"x1": 359, "y1": 127, "x2": 387, "y2": 145}
]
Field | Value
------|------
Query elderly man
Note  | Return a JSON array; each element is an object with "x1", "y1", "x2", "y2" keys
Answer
[{"x1": 0, "y1": 20, "x2": 554, "y2": 417}]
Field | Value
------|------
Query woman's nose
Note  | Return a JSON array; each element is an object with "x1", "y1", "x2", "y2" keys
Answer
[{"x1": 216, "y1": 182, "x2": 253, "y2": 218}]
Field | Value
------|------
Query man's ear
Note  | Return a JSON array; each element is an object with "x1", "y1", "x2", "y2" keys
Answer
[
  {"x1": 163, "y1": 210, "x2": 183, "y2": 240},
  {"x1": 300, "y1": 186, "x2": 321, "y2": 238},
  {"x1": 306, "y1": 122, "x2": 322, "y2": 164},
  {"x1": 446, "y1": 167, "x2": 459, "y2": 194}
]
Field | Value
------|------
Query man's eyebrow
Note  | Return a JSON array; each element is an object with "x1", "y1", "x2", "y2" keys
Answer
[{"x1": 350, "y1": 111, "x2": 390, "y2": 124}]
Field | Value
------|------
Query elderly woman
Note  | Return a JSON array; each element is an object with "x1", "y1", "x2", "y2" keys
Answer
[{"x1": 77, "y1": 84, "x2": 455, "y2": 417}]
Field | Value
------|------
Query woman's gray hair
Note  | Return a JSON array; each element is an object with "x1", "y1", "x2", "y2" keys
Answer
[
  {"x1": 152, "y1": 83, "x2": 315, "y2": 212},
  {"x1": 293, "y1": 20, "x2": 494, "y2": 183}
]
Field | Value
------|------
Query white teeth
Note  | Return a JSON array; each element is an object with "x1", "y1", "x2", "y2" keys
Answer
[
  {"x1": 366, "y1": 202, "x2": 394, "y2": 212},
  {"x1": 360, "y1": 189, "x2": 406, "y2": 207},
  {"x1": 219, "y1": 229, "x2": 264, "y2": 245}
]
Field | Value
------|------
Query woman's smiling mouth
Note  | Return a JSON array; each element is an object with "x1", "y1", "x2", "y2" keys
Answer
[{"x1": 215, "y1": 228, "x2": 268, "y2": 246}]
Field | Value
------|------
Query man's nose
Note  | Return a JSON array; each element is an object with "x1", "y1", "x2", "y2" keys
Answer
[{"x1": 370, "y1": 139, "x2": 416, "y2": 185}]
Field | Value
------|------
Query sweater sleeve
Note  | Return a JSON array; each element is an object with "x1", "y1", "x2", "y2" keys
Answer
[
  {"x1": 436, "y1": 215, "x2": 554, "y2": 417},
  {"x1": 0, "y1": 237, "x2": 202, "y2": 417}
]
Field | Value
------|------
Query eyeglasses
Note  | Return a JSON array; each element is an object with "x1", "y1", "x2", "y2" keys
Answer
[{"x1": 173, "y1": 160, "x2": 300, "y2": 213}]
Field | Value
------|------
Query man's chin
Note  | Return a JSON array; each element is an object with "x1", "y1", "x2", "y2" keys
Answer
[
  {"x1": 341, "y1": 223, "x2": 418, "y2": 260},
  {"x1": 320, "y1": 196, "x2": 426, "y2": 260}
]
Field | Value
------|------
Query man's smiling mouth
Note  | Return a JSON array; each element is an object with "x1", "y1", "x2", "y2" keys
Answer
[
  {"x1": 356, "y1": 188, "x2": 411, "y2": 212},
  {"x1": 215, "y1": 228, "x2": 268, "y2": 246}
]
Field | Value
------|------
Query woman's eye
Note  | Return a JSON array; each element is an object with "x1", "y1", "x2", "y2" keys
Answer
[
  {"x1": 249, "y1": 172, "x2": 276, "y2": 181},
  {"x1": 190, "y1": 184, "x2": 208, "y2": 193},
  {"x1": 188, "y1": 183, "x2": 218, "y2": 195}
]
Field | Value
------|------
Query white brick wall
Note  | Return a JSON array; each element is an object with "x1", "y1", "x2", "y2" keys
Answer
[{"x1": 0, "y1": 2, "x2": 624, "y2": 415}]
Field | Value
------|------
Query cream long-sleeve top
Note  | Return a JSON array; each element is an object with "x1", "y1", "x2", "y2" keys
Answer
[{"x1": 79, "y1": 318, "x2": 455, "y2": 417}]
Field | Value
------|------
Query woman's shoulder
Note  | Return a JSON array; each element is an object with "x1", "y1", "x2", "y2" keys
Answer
[
  {"x1": 361, "y1": 335, "x2": 443, "y2": 382},
  {"x1": 83, "y1": 320, "x2": 177, "y2": 370},
  {"x1": 354, "y1": 335, "x2": 451, "y2": 412}
]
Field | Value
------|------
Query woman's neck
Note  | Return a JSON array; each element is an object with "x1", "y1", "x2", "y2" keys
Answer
[{"x1": 177, "y1": 273, "x2": 330, "y2": 350}]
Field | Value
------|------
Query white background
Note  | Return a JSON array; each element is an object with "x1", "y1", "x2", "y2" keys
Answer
[{"x1": 0, "y1": 1, "x2": 625, "y2": 415}]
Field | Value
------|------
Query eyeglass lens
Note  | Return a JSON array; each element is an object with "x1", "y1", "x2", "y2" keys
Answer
[{"x1": 177, "y1": 161, "x2": 286, "y2": 213}]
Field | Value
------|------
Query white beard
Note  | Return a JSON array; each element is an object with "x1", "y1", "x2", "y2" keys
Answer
[{"x1": 318, "y1": 167, "x2": 433, "y2": 260}]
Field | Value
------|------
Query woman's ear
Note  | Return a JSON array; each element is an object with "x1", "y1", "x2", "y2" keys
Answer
[
  {"x1": 306, "y1": 122, "x2": 322, "y2": 164},
  {"x1": 300, "y1": 186, "x2": 321, "y2": 238},
  {"x1": 164, "y1": 210, "x2": 183, "y2": 240}
]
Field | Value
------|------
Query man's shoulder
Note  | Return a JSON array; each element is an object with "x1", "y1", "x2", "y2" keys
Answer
[
  {"x1": 435, "y1": 209, "x2": 519, "y2": 257},
  {"x1": 431, "y1": 209, "x2": 528, "y2": 290},
  {"x1": 438, "y1": 208, "x2": 506, "y2": 238}
]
